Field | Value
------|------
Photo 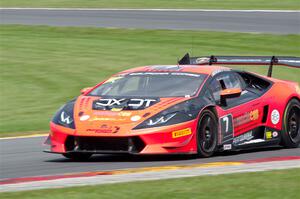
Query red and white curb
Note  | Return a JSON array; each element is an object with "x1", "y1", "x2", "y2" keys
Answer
[{"x1": 1, "y1": 156, "x2": 299, "y2": 192}]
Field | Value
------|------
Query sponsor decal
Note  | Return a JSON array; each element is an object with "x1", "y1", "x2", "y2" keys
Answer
[
  {"x1": 265, "y1": 131, "x2": 278, "y2": 140},
  {"x1": 131, "y1": 115, "x2": 141, "y2": 122},
  {"x1": 272, "y1": 131, "x2": 279, "y2": 138},
  {"x1": 119, "y1": 112, "x2": 132, "y2": 117},
  {"x1": 172, "y1": 128, "x2": 192, "y2": 138},
  {"x1": 250, "y1": 109, "x2": 259, "y2": 121},
  {"x1": 93, "y1": 98, "x2": 158, "y2": 110},
  {"x1": 80, "y1": 115, "x2": 90, "y2": 121},
  {"x1": 93, "y1": 111, "x2": 132, "y2": 117},
  {"x1": 111, "y1": 108, "x2": 123, "y2": 112},
  {"x1": 265, "y1": 131, "x2": 272, "y2": 139},
  {"x1": 239, "y1": 139, "x2": 265, "y2": 145},
  {"x1": 89, "y1": 117, "x2": 126, "y2": 122},
  {"x1": 233, "y1": 109, "x2": 259, "y2": 126},
  {"x1": 86, "y1": 125, "x2": 120, "y2": 134},
  {"x1": 60, "y1": 111, "x2": 72, "y2": 124},
  {"x1": 271, "y1": 109, "x2": 280, "y2": 125},
  {"x1": 233, "y1": 131, "x2": 253, "y2": 145},
  {"x1": 223, "y1": 144, "x2": 232, "y2": 150},
  {"x1": 95, "y1": 98, "x2": 126, "y2": 107}
]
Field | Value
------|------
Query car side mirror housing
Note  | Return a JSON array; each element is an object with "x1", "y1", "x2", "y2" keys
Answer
[
  {"x1": 220, "y1": 88, "x2": 242, "y2": 106},
  {"x1": 80, "y1": 87, "x2": 92, "y2": 94}
]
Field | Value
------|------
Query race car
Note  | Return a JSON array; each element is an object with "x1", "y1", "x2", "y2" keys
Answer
[{"x1": 44, "y1": 54, "x2": 300, "y2": 160}]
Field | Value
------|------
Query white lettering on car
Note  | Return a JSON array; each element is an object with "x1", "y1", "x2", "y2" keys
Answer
[
  {"x1": 96, "y1": 98, "x2": 126, "y2": 106},
  {"x1": 96, "y1": 98, "x2": 157, "y2": 109}
]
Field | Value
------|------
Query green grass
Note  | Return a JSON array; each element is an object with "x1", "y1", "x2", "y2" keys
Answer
[
  {"x1": 1, "y1": 169, "x2": 300, "y2": 198},
  {"x1": 0, "y1": 0, "x2": 299, "y2": 10},
  {"x1": 0, "y1": 25, "x2": 299, "y2": 134}
]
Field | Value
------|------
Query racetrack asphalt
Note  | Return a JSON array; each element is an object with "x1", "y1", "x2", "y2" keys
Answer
[
  {"x1": 0, "y1": 136, "x2": 299, "y2": 180},
  {"x1": 0, "y1": 9, "x2": 299, "y2": 34}
]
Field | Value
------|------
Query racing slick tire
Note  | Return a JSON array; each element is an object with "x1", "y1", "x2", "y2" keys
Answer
[
  {"x1": 63, "y1": 153, "x2": 93, "y2": 161},
  {"x1": 197, "y1": 109, "x2": 218, "y2": 158},
  {"x1": 281, "y1": 99, "x2": 300, "y2": 148}
]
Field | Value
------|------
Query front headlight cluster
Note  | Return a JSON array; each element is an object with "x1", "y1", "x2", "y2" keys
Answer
[
  {"x1": 134, "y1": 98, "x2": 201, "y2": 129},
  {"x1": 52, "y1": 99, "x2": 76, "y2": 129}
]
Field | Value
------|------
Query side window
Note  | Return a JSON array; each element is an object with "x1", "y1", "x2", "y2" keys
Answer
[
  {"x1": 222, "y1": 73, "x2": 243, "y2": 90},
  {"x1": 209, "y1": 78, "x2": 222, "y2": 102},
  {"x1": 209, "y1": 72, "x2": 243, "y2": 102}
]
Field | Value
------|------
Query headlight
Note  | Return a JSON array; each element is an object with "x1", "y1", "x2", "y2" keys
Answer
[
  {"x1": 52, "y1": 99, "x2": 76, "y2": 129},
  {"x1": 134, "y1": 98, "x2": 202, "y2": 129}
]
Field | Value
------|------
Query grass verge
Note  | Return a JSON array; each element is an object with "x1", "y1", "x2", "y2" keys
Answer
[
  {"x1": 0, "y1": 0, "x2": 299, "y2": 10},
  {"x1": 0, "y1": 25, "x2": 299, "y2": 134},
  {"x1": 1, "y1": 168, "x2": 300, "y2": 198}
]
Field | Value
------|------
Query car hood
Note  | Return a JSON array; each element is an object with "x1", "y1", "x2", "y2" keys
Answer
[{"x1": 73, "y1": 95, "x2": 189, "y2": 136}]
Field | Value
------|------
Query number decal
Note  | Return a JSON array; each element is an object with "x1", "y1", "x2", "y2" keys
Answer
[
  {"x1": 220, "y1": 114, "x2": 233, "y2": 143},
  {"x1": 223, "y1": 116, "x2": 229, "y2": 133}
]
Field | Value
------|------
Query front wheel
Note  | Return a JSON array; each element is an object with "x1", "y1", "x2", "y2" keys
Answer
[
  {"x1": 281, "y1": 99, "x2": 300, "y2": 148},
  {"x1": 197, "y1": 109, "x2": 218, "y2": 158},
  {"x1": 63, "y1": 153, "x2": 93, "y2": 161}
]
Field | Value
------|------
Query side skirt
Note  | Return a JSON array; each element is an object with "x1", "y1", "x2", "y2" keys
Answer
[{"x1": 219, "y1": 126, "x2": 282, "y2": 152}]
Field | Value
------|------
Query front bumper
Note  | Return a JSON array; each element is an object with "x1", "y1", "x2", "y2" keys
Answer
[{"x1": 46, "y1": 120, "x2": 198, "y2": 155}]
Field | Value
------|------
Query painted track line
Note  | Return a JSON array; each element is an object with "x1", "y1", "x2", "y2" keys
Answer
[
  {"x1": 0, "y1": 8, "x2": 299, "y2": 13},
  {"x1": 0, "y1": 134, "x2": 48, "y2": 140},
  {"x1": 1, "y1": 158, "x2": 299, "y2": 192}
]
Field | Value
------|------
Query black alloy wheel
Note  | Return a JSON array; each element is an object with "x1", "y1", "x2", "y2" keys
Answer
[
  {"x1": 282, "y1": 99, "x2": 300, "y2": 148},
  {"x1": 197, "y1": 109, "x2": 218, "y2": 157}
]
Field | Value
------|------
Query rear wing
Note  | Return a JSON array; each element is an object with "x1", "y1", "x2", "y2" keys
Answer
[{"x1": 178, "y1": 53, "x2": 300, "y2": 77}]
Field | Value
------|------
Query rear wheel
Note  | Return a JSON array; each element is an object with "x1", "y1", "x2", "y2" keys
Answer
[
  {"x1": 281, "y1": 99, "x2": 300, "y2": 148},
  {"x1": 63, "y1": 153, "x2": 93, "y2": 161},
  {"x1": 197, "y1": 109, "x2": 218, "y2": 158}
]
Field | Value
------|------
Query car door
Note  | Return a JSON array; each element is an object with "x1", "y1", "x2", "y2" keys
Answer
[{"x1": 208, "y1": 71, "x2": 264, "y2": 144}]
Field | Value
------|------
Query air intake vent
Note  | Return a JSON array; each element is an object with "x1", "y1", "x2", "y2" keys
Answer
[
  {"x1": 262, "y1": 105, "x2": 269, "y2": 123},
  {"x1": 65, "y1": 136, "x2": 145, "y2": 153}
]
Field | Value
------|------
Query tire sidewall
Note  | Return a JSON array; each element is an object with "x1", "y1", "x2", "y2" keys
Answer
[
  {"x1": 281, "y1": 98, "x2": 300, "y2": 148},
  {"x1": 196, "y1": 109, "x2": 218, "y2": 158}
]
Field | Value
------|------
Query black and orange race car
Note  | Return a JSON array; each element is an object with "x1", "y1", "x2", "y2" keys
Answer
[{"x1": 44, "y1": 55, "x2": 300, "y2": 160}]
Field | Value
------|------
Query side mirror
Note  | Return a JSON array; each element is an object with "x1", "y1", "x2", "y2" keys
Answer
[
  {"x1": 220, "y1": 88, "x2": 242, "y2": 106},
  {"x1": 80, "y1": 87, "x2": 92, "y2": 94}
]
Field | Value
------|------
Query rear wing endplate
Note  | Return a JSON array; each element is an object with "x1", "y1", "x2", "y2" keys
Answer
[{"x1": 178, "y1": 53, "x2": 300, "y2": 77}]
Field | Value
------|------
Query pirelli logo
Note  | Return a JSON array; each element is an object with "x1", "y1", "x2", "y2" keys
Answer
[{"x1": 172, "y1": 128, "x2": 192, "y2": 138}]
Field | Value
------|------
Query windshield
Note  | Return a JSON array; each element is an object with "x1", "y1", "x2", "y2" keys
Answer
[{"x1": 89, "y1": 72, "x2": 206, "y2": 98}]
